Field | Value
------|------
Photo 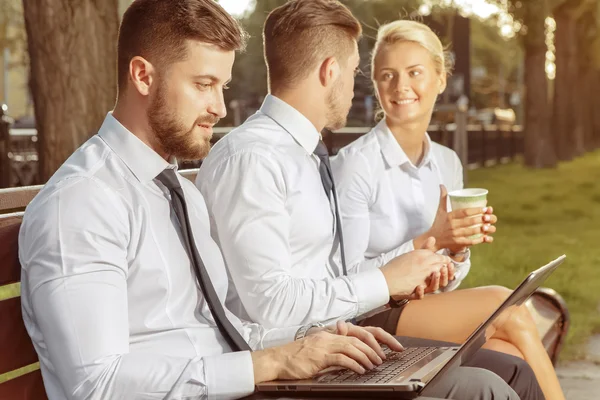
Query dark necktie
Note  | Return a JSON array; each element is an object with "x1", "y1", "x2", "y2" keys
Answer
[
  {"x1": 156, "y1": 168, "x2": 251, "y2": 352},
  {"x1": 313, "y1": 140, "x2": 348, "y2": 276}
]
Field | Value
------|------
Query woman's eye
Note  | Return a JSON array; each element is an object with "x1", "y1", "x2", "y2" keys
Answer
[
  {"x1": 409, "y1": 70, "x2": 422, "y2": 77},
  {"x1": 196, "y1": 83, "x2": 211, "y2": 90}
]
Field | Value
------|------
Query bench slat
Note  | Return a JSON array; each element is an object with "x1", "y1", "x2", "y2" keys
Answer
[
  {"x1": 0, "y1": 297, "x2": 39, "y2": 375},
  {"x1": 0, "y1": 369, "x2": 47, "y2": 400},
  {"x1": 0, "y1": 216, "x2": 21, "y2": 286},
  {"x1": 527, "y1": 288, "x2": 570, "y2": 364},
  {"x1": 526, "y1": 294, "x2": 561, "y2": 338},
  {"x1": 0, "y1": 186, "x2": 41, "y2": 213},
  {"x1": 179, "y1": 168, "x2": 198, "y2": 183}
]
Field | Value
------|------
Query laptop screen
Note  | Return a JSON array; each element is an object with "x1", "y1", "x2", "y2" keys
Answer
[{"x1": 424, "y1": 255, "x2": 566, "y2": 391}]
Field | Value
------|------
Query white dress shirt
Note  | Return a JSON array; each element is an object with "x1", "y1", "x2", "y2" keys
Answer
[
  {"x1": 19, "y1": 114, "x2": 299, "y2": 400},
  {"x1": 197, "y1": 95, "x2": 389, "y2": 329},
  {"x1": 331, "y1": 119, "x2": 471, "y2": 292}
]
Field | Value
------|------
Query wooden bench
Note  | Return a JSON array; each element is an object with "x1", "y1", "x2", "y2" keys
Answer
[
  {"x1": 0, "y1": 169, "x2": 570, "y2": 397},
  {"x1": 0, "y1": 210, "x2": 47, "y2": 399}
]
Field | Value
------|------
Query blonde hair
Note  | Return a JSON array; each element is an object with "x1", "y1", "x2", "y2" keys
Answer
[{"x1": 371, "y1": 20, "x2": 453, "y2": 80}]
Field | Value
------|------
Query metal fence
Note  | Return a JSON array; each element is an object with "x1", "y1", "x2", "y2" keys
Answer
[
  {"x1": 1, "y1": 124, "x2": 524, "y2": 188},
  {"x1": 323, "y1": 124, "x2": 524, "y2": 168}
]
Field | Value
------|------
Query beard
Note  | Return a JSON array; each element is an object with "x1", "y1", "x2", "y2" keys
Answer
[
  {"x1": 147, "y1": 81, "x2": 218, "y2": 161},
  {"x1": 325, "y1": 77, "x2": 350, "y2": 131}
]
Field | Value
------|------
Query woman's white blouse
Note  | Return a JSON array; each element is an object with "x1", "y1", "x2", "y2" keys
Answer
[{"x1": 331, "y1": 119, "x2": 471, "y2": 292}]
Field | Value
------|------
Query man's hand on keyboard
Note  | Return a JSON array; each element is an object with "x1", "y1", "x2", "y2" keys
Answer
[
  {"x1": 321, "y1": 320, "x2": 405, "y2": 360},
  {"x1": 261, "y1": 328, "x2": 386, "y2": 380}
]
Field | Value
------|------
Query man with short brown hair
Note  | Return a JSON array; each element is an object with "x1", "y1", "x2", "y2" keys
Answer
[
  {"x1": 263, "y1": 0, "x2": 360, "y2": 94},
  {"x1": 198, "y1": 1, "x2": 543, "y2": 399}
]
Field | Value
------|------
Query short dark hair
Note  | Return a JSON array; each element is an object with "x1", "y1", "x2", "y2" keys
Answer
[
  {"x1": 117, "y1": 0, "x2": 247, "y2": 92},
  {"x1": 263, "y1": 0, "x2": 362, "y2": 91}
]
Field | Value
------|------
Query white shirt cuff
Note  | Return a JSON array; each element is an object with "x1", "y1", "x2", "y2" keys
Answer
[
  {"x1": 444, "y1": 247, "x2": 471, "y2": 267},
  {"x1": 440, "y1": 248, "x2": 471, "y2": 292},
  {"x1": 204, "y1": 351, "x2": 255, "y2": 400},
  {"x1": 349, "y1": 268, "x2": 390, "y2": 316}
]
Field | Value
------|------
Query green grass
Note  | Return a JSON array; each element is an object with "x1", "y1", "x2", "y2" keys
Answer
[{"x1": 463, "y1": 151, "x2": 600, "y2": 362}]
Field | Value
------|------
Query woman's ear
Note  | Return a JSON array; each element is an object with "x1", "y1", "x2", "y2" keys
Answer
[{"x1": 439, "y1": 73, "x2": 447, "y2": 94}]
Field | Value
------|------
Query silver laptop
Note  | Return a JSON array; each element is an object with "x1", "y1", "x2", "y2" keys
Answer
[{"x1": 257, "y1": 254, "x2": 566, "y2": 398}]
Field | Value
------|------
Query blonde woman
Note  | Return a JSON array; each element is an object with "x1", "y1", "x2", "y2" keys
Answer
[{"x1": 331, "y1": 20, "x2": 564, "y2": 400}]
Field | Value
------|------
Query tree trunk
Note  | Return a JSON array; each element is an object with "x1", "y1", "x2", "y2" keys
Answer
[
  {"x1": 577, "y1": 56, "x2": 595, "y2": 154},
  {"x1": 523, "y1": 4, "x2": 557, "y2": 168},
  {"x1": 22, "y1": 0, "x2": 119, "y2": 182},
  {"x1": 552, "y1": 6, "x2": 581, "y2": 161},
  {"x1": 593, "y1": 71, "x2": 600, "y2": 148},
  {"x1": 576, "y1": 9, "x2": 598, "y2": 152}
]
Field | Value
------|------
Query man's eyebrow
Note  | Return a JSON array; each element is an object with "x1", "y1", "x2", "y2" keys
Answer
[
  {"x1": 191, "y1": 74, "x2": 219, "y2": 81},
  {"x1": 191, "y1": 74, "x2": 232, "y2": 85}
]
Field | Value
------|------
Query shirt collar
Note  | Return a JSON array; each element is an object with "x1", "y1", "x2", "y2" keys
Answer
[
  {"x1": 259, "y1": 94, "x2": 321, "y2": 154},
  {"x1": 421, "y1": 133, "x2": 434, "y2": 167},
  {"x1": 97, "y1": 112, "x2": 175, "y2": 183},
  {"x1": 375, "y1": 118, "x2": 434, "y2": 169}
]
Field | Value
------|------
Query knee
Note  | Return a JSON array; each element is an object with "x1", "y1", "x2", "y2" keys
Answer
[
  {"x1": 428, "y1": 367, "x2": 519, "y2": 400},
  {"x1": 485, "y1": 287, "x2": 538, "y2": 336},
  {"x1": 483, "y1": 285, "x2": 512, "y2": 307},
  {"x1": 503, "y1": 357, "x2": 544, "y2": 400},
  {"x1": 467, "y1": 368, "x2": 520, "y2": 400},
  {"x1": 469, "y1": 349, "x2": 540, "y2": 399},
  {"x1": 507, "y1": 304, "x2": 538, "y2": 335}
]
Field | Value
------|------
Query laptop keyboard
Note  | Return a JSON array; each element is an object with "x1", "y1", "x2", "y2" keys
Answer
[{"x1": 319, "y1": 346, "x2": 439, "y2": 385}]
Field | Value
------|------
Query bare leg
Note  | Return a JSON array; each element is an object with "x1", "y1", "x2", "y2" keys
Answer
[
  {"x1": 484, "y1": 338, "x2": 524, "y2": 359},
  {"x1": 396, "y1": 285, "x2": 564, "y2": 400}
]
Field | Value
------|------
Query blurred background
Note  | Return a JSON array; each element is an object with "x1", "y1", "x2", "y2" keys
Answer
[
  {"x1": 1, "y1": 0, "x2": 600, "y2": 387},
  {"x1": 4, "y1": 0, "x2": 596, "y2": 187}
]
